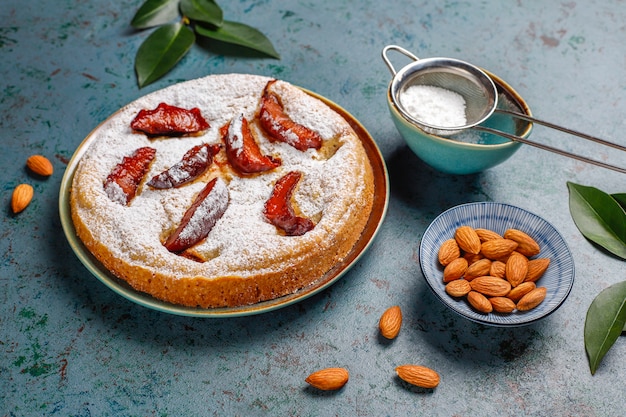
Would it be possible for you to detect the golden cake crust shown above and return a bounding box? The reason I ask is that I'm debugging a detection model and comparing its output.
[70,74,375,308]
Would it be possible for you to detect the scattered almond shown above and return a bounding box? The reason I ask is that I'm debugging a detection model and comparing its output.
[505,251,529,287]
[11,183,34,214]
[379,305,402,339]
[469,276,511,297]
[525,258,551,282]
[395,365,440,389]
[26,154,54,176]
[507,281,536,303]
[455,226,482,254]
[467,291,493,313]
[438,238,460,266]
[504,228,541,258]
[489,297,516,313]
[480,239,518,260]
[443,257,468,283]
[517,287,547,311]
[445,279,471,298]
[305,367,349,391]
[464,258,492,281]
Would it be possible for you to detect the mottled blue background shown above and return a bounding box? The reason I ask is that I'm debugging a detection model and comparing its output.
[2,0,625,415]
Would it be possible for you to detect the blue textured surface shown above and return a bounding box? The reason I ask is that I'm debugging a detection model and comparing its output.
[2,0,626,415]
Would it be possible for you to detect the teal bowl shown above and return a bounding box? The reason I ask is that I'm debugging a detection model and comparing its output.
[388,71,533,175]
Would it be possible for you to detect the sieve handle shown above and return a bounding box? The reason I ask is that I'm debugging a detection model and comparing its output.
[382,45,420,76]
[472,125,626,174]
[494,108,626,152]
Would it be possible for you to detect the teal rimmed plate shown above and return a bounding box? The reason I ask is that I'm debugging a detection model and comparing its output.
[59,87,389,317]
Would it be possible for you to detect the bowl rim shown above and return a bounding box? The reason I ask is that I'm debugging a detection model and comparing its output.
[419,201,575,327]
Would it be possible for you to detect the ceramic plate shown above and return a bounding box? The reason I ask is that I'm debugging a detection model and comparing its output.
[59,86,389,317]
[419,202,574,326]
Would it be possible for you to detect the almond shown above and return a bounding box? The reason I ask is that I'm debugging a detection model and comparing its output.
[438,238,460,266]
[507,281,536,303]
[489,260,506,278]
[305,367,349,391]
[11,183,34,214]
[379,305,402,339]
[464,258,492,281]
[463,252,484,265]
[475,228,503,242]
[505,251,529,287]
[517,287,547,311]
[467,291,493,313]
[489,297,516,313]
[395,365,440,389]
[455,226,481,254]
[480,239,518,260]
[469,276,511,297]
[26,154,54,176]
[525,258,551,282]
[445,279,471,298]
[443,257,468,283]
[504,228,541,258]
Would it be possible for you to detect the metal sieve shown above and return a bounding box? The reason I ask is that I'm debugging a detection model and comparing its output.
[383,45,626,174]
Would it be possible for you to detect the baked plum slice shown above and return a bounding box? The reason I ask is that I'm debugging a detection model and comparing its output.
[264,171,315,236]
[259,80,323,151]
[221,113,281,174]
[130,102,210,136]
[147,143,220,189]
[104,146,156,205]
[164,177,229,253]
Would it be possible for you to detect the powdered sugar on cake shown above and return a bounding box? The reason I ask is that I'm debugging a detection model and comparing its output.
[71,74,371,285]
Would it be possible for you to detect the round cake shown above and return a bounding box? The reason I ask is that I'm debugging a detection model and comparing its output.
[70,74,375,308]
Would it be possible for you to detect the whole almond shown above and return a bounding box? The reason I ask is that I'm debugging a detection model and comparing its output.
[517,287,547,311]
[305,367,349,391]
[475,228,503,242]
[445,279,471,298]
[469,276,511,297]
[504,229,541,258]
[379,305,402,339]
[443,257,468,283]
[464,258,492,281]
[489,297,516,313]
[455,226,481,255]
[26,154,54,176]
[11,183,34,213]
[505,252,529,287]
[438,238,460,266]
[480,239,518,260]
[507,281,536,303]
[489,260,506,278]
[467,291,493,313]
[525,258,551,282]
[395,365,440,389]
[463,252,484,265]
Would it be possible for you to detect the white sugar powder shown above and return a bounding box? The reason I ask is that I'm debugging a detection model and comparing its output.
[400,85,467,128]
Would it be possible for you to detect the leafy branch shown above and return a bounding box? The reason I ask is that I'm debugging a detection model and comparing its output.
[130,0,280,88]
[567,182,626,375]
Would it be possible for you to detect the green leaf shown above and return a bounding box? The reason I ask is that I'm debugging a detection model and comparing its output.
[567,182,626,260]
[584,281,626,374]
[195,20,280,59]
[131,0,181,29]
[135,22,195,88]
[180,0,223,27]
[612,193,626,212]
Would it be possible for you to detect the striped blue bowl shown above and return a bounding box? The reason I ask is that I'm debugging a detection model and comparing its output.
[419,202,574,326]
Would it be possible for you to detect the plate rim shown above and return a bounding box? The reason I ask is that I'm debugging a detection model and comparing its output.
[419,201,575,327]
[58,80,389,318]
